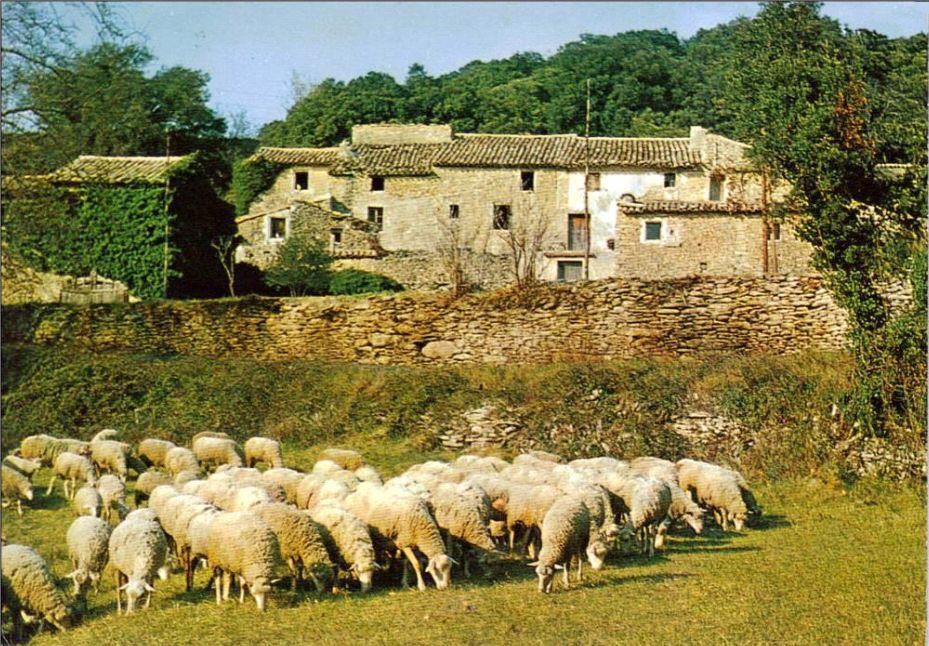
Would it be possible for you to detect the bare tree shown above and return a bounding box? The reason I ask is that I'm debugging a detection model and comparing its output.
[211,235,239,297]
[433,207,470,297]
[502,201,552,291]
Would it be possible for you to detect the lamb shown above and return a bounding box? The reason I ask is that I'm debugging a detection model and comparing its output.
[108,517,169,613]
[3,455,42,480]
[134,470,174,506]
[138,439,177,468]
[47,452,96,500]
[205,511,282,610]
[96,474,127,524]
[244,437,285,469]
[192,436,244,471]
[72,484,103,518]
[90,440,130,481]
[65,516,111,597]
[261,468,305,503]
[317,448,366,470]
[2,465,34,515]
[1,544,75,637]
[164,447,200,476]
[251,502,333,592]
[532,496,591,593]
[343,482,453,591]
[676,459,761,530]
[308,503,379,592]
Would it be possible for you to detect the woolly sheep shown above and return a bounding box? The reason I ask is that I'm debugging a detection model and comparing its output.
[164,447,200,476]
[125,508,158,523]
[159,495,217,590]
[174,469,201,487]
[72,484,103,518]
[428,483,499,577]
[47,452,96,500]
[90,440,129,481]
[2,544,74,636]
[312,459,345,477]
[244,437,285,469]
[555,479,618,569]
[229,485,275,512]
[190,431,233,444]
[108,517,169,613]
[261,468,306,503]
[343,482,452,591]
[3,455,42,480]
[500,483,562,558]
[192,437,244,471]
[533,496,590,593]
[294,473,326,509]
[65,516,111,597]
[138,439,176,468]
[147,485,180,520]
[568,457,630,473]
[629,456,679,485]
[20,435,90,466]
[654,484,705,549]
[676,459,761,531]
[96,474,127,524]
[2,465,34,516]
[308,503,379,592]
[512,454,559,470]
[251,502,333,592]
[180,479,207,496]
[134,470,174,506]
[354,465,383,485]
[317,448,366,471]
[607,474,671,557]
[316,479,352,504]
[206,511,282,611]
[90,429,119,443]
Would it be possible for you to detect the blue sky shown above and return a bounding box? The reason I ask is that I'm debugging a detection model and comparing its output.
[64,2,928,132]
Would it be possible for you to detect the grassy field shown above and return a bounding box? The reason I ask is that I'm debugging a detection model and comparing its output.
[2,434,925,645]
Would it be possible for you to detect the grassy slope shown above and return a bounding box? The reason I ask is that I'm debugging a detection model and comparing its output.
[2,436,925,646]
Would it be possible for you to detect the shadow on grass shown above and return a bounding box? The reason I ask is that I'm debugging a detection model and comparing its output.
[750,514,792,531]
[30,493,72,512]
[617,572,694,586]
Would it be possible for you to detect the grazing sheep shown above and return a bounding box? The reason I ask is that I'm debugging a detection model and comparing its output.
[2,465,34,516]
[629,456,679,485]
[158,495,217,591]
[427,483,499,577]
[308,503,378,592]
[134,470,174,506]
[343,482,452,591]
[192,437,244,471]
[96,475,127,524]
[90,429,119,443]
[312,459,345,478]
[164,447,200,476]
[533,496,591,593]
[500,483,562,558]
[20,435,90,466]
[174,469,201,487]
[317,448,366,471]
[125,508,158,523]
[251,502,334,592]
[607,475,671,557]
[206,511,282,611]
[65,517,111,597]
[354,465,383,485]
[138,439,176,468]
[3,455,42,480]
[190,431,233,444]
[1,544,75,637]
[676,459,761,530]
[655,484,705,548]
[72,485,103,518]
[108,518,169,614]
[568,457,630,473]
[47,452,96,500]
[90,440,129,481]
[147,485,180,521]
[294,473,326,509]
[261,468,304,504]
[244,437,285,469]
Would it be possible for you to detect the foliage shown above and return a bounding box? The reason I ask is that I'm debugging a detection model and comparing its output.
[263,234,333,296]
[230,157,285,215]
[328,269,403,295]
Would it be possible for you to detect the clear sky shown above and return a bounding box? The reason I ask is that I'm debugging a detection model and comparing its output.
[63,2,929,132]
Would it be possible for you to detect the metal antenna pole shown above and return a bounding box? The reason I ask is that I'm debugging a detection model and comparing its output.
[584,78,591,280]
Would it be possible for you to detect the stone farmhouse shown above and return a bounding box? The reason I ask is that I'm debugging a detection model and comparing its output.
[236,123,813,289]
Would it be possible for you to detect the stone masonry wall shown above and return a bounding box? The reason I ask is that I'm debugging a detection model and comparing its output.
[4,276,879,365]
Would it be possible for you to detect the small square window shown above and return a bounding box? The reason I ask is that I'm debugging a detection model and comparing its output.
[644,221,662,241]
[269,217,287,240]
[771,222,781,240]
[449,204,460,219]
[493,204,511,230]
[331,228,342,245]
[294,171,309,190]
[367,207,383,229]
[606,238,615,250]
[663,173,676,188]
[557,261,583,282]
[520,171,534,191]
[586,172,601,191]
[709,176,724,201]
[371,176,385,191]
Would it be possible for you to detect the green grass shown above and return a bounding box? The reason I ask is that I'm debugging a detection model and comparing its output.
[2,438,925,645]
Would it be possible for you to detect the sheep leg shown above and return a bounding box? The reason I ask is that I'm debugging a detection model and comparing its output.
[184,548,194,592]
[401,547,426,591]
[214,569,223,605]
[239,577,246,604]
[223,571,233,602]
[508,527,517,554]
[563,561,570,589]
[516,527,534,559]
[17,499,22,516]
[46,474,57,496]
[401,557,411,588]
[115,571,123,614]
[577,552,583,582]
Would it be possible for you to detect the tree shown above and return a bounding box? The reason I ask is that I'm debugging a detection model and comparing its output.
[502,202,552,291]
[263,234,333,296]
[211,235,240,297]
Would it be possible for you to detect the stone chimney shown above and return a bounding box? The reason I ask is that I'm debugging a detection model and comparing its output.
[351,123,453,146]
[689,126,708,161]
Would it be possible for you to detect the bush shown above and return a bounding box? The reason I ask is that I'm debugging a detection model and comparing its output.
[230,158,284,216]
[328,269,403,295]
[263,234,332,296]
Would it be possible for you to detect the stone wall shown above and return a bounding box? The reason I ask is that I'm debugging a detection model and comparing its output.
[336,250,511,292]
[4,276,875,364]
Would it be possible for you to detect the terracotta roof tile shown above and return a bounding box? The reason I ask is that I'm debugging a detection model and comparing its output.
[47,155,190,184]
[252,147,341,166]
[619,200,764,214]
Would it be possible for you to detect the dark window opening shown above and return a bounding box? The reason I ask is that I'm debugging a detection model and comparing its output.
[606,238,615,251]
[709,176,724,201]
[567,214,589,251]
[269,217,287,240]
[493,204,511,230]
[367,207,384,230]
[331,228,342,245]
[557,261,583,282]
[449,204,460,219]
[520,171,534,191]
[294,171,309,190]
[769,222,781,240]
[644,221,662,241]
[663,172,676,188]
[371,176,385,191]
[586,173,601,191]
[620,193,636,203]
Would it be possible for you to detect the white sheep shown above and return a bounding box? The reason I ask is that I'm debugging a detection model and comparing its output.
[244,437,285,469]
[192,436,244,471]
[138,439,177,468]
[312,459,345,477]
[90,440,130,481]
[532,495,591,593]
[1,544,74,637]
[354,465,383,485]
[2,465,34,516]
[294,473,326,509]
[19,435,90,466]
[427,482,499,577]
[96,474,127,524]
[147,484,180,520]
[606,474,671,557]
[190,431,233,444]
[72,484,103,518]
[317,448,366,470]
[174,469,201,488]
[676,459,761,530]
[229,486,275,512]
[125,508,158,523]
[500,483,562,558]
[158,495,217,591]
[205,511,282,611]
[629,456,679,485]
[261,468,305,503]
[308,503,379,592]
[108,517,169,613]
[2,455,42,480]
[47,452,96,499]
[655,484,705,548]
[164,447,200,476]
[134,470,174,506]
[65,516,111,597]
[251,502,334,592]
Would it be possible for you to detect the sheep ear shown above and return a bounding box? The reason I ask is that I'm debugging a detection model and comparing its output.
[553,564,564,571]
[270,578,283,585]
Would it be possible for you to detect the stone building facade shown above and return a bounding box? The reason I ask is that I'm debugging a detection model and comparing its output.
[235,123,814,288]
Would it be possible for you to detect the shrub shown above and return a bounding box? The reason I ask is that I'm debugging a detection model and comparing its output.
[230,157,284,216]
[328,269,403,295]
[263,234,332,296]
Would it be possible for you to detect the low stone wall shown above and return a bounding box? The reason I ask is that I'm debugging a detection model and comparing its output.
[336,250,511,292]
[3,276,877,364]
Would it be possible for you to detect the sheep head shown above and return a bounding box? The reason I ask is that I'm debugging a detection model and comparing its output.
[425,554,452,590]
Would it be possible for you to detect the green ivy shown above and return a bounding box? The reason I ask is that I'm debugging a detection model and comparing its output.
[231,157,285,216]
[328,269,403,295]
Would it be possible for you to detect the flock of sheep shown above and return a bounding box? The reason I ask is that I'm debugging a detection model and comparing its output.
[1,429,762,639]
